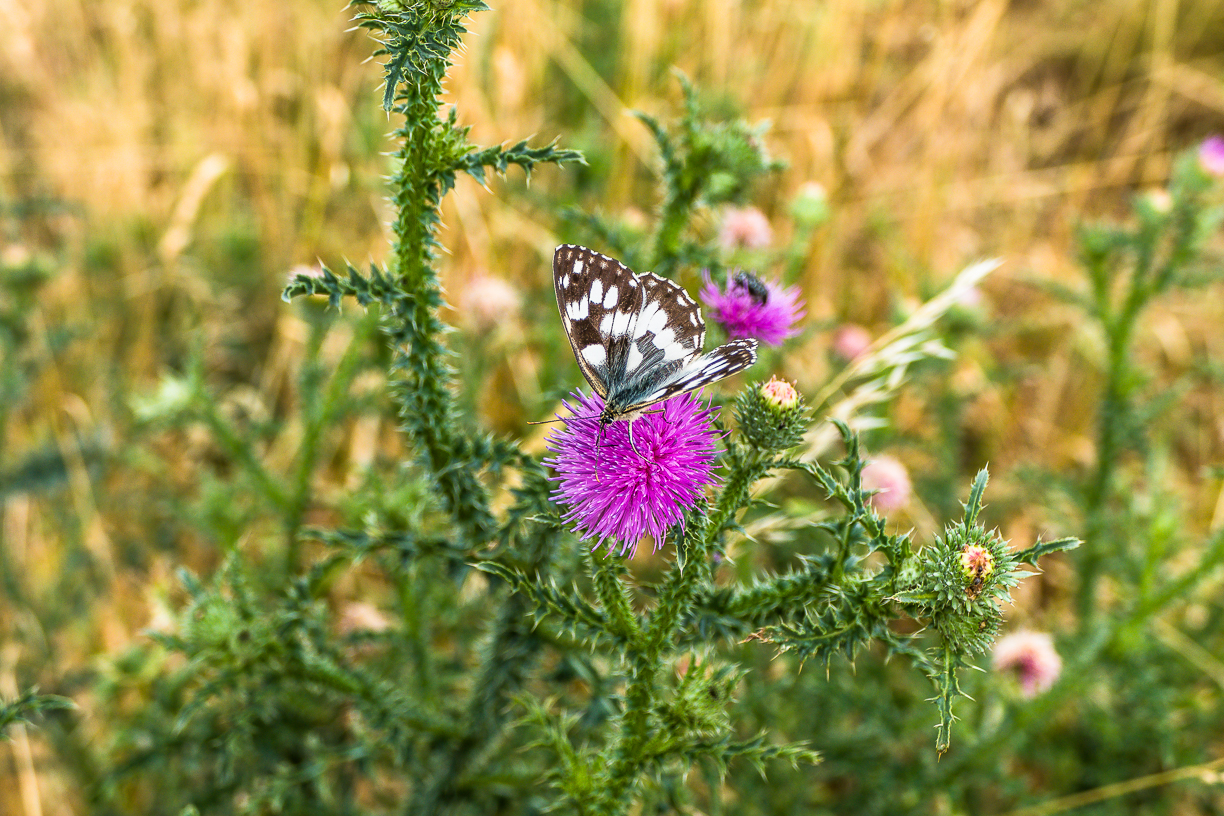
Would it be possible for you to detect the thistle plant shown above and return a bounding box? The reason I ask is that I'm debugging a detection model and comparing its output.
[60,2,1076,814]
[274,0,1073,808]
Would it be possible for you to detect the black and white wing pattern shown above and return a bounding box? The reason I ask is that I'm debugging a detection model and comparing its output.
[553,244,758,422]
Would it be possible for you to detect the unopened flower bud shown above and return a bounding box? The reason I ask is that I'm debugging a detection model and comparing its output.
[735,377,807,451]
[791,182,829,226]
[959,544,995,598]
[1144,188,1173,213]
[760,375,799,410]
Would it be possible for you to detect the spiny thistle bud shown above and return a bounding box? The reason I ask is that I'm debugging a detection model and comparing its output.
[761,375,800,409]
[734,376,808,451]
[894,523,1023,655]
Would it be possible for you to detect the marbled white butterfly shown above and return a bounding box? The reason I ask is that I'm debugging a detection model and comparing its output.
[553,245,758,438]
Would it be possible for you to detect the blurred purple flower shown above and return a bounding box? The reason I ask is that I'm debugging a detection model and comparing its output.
[700,271,804,346]
[544,390,720,555]
[993,630,1062,697]
[1199,135,1224,177]
[718,206,774,250]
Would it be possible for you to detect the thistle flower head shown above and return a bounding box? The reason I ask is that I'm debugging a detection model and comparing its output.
[993,630,1062,697]
[544,390,720,555]
[700,270,804,346]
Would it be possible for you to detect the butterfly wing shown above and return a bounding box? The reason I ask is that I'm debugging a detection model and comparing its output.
[622,338,758,412]
[554,244,644,398]
[553,244,758,416]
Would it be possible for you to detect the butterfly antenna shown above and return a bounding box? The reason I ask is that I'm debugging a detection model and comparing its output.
[526,416,576,426]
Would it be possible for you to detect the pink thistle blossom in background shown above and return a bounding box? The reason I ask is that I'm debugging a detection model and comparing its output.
[831,324,872,362]
[861,455,912,512]
[289,263,325,282]
[718,206,773,250]
[1199,135,1224,177]
[993,630,1062,697]
[700,271,804,346]
[459,273,521,333]
[336,602,392,636]
[544,390,720,555]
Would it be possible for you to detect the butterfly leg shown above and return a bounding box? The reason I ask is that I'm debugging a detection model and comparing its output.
[626,418,649,461]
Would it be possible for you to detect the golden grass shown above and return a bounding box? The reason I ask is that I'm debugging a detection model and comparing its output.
[4,0,1224,811]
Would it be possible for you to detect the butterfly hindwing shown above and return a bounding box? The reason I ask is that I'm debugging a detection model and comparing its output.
[553,244,759,420]
[628,339,759,410]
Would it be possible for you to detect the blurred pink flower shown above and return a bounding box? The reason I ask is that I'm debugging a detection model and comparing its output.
[336,602,392,636]
[993,630,1062,697]
[719,206,773,250]
[460,273,521,333]
[861,455,911,512]
[289,263,325,281]
[831,324,872,362]
[1199,136,1224,177]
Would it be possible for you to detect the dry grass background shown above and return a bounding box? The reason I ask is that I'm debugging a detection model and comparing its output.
[4,0,1224,811]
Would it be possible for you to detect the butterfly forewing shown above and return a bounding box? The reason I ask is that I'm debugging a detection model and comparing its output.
[553,244,758,421]
[553,245,643,397]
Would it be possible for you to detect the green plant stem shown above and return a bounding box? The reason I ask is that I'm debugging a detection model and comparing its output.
[285,308,380,572]
[595,446,765,812]
[1079,271,1143,626]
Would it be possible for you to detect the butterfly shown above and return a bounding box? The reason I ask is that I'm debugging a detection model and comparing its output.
[552,245,758,445]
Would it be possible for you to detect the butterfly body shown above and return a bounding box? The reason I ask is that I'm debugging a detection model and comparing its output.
[553,245,758,434]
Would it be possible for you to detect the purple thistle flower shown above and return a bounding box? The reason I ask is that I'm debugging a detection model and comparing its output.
[544,389,721,555]
[700,270,805,347]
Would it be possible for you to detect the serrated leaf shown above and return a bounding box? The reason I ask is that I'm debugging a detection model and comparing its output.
[1013,536,1080,565]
